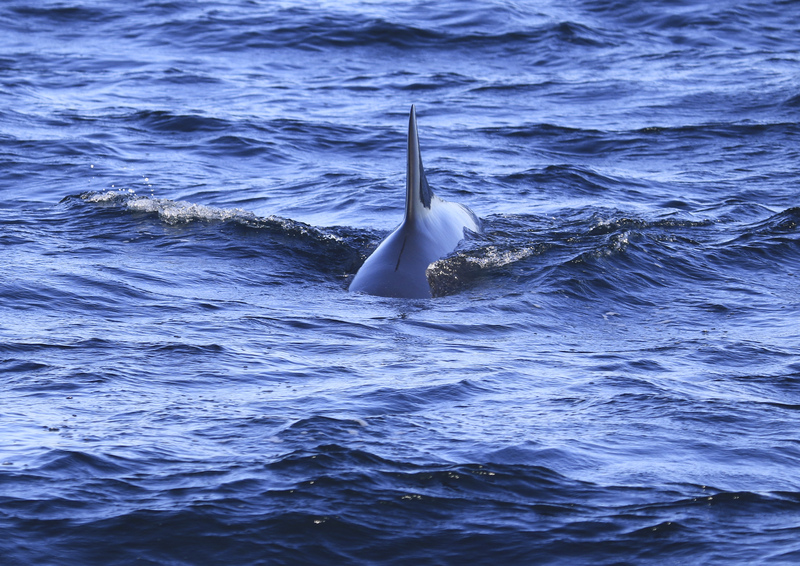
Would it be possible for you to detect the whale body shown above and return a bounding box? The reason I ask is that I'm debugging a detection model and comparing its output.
[349,106,480,299]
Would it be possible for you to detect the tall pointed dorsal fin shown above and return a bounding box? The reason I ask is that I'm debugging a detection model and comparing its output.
[348,104,480,298]
[405,105,433,221]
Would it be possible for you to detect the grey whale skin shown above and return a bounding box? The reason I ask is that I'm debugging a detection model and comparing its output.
[349,106,480,298]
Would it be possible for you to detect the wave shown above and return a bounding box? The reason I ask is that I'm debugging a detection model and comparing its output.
[430,205,798,302]
[66,191,366,278]
[65,192,799,302]
[1,2,623,53]
[481,122,800,153]
[4,430,799,565]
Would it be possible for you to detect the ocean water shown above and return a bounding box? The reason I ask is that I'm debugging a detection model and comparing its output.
[2,0,800,564]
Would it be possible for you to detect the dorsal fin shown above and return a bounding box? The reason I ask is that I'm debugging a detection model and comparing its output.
[405,105,433,221]
[348,104,480,298]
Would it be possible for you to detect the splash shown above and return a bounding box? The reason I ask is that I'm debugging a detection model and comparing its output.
[81,190,256,225]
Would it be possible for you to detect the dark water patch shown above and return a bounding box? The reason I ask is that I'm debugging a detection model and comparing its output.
[127,110,231,134]
[0,338,115,356]
[707,207,800,272]
[399,72,476,92]
[355,379,488,415]
[485,122,595,141]
[148,343,225,356]
[0,360,51,373]
[482,122,800,179]
[498,164,644,197]
[401,318,518,336]
[6,4,119,37]
[4,136,116,163]
[699,200,778,223]
[244,315,379,343]
[651,123,788,169]
[470,79,556,94]
[260,118,385,153]
[9,448,798,565]
[205,134,278,159]
[757,400,800,412]
[585,0,796,50]
[265,443,586,507]
[274,419,374,453]
[786,93,800,107]
[0,279,120,314]
[484,123,634,158]
[33,449,131,479]
[158,67,224,86]
[748,207,800,235]
[690,341,796,370]
[141,9,436,52]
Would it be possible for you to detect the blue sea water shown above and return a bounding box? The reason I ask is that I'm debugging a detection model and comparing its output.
[2,0,800,563]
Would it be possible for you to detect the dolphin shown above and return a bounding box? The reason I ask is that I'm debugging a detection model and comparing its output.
[349,105,480,298]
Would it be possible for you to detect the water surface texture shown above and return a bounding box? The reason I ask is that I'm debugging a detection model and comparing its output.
[2,1,800,564]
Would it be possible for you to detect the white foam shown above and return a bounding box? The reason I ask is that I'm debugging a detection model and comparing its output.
[126,196,256,224]
[465,245,538,268]
[82,190,123,203]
